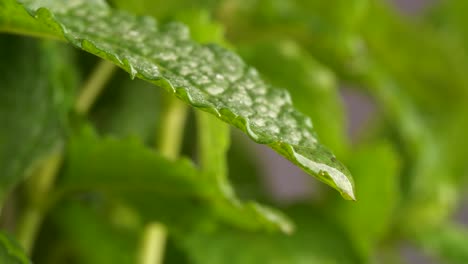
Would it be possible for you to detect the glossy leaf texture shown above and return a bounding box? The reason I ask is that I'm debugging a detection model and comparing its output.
[0,34,74,201]
[238,40,348,156]
[59,127,292,233]
[178,205,361,264]
[0,231,31,264]
[0,0,355,199]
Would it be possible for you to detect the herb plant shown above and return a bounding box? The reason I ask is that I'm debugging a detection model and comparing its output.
[0,0,467,263]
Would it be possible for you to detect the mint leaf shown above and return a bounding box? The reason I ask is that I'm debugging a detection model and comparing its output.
[196,110,293,233]
[90,72,162,144]
[0,231,31,264]
[0,0,354,199]
[60,127,291,232]
[179,206,360,264]
[239,40,348,156]
[0,35,74,201]
[51,201,141,264]
[330,142,400,258]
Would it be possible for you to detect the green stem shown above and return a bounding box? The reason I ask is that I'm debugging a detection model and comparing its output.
[16,153,62,254]
[138,95,188,264]
[156,96,188,160]
[138,223,168,264]
[15,59,115,255]
[75,60,116,115]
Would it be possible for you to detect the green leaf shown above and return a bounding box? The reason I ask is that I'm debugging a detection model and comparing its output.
[239,40,348,156]
[0,35,74,201]
[60,127,291,233]
[196,110,293,234]
[90,71,162,144]
[50,201,141,264]
[362,1,468,112]
[0,231,31,264]
[358,2,465,232]
[418,225,468,264]
[330,141,400,258]
[219,0,369,76]
[0,0,355,199]
[178,205,361,264]
[109,0,217,20]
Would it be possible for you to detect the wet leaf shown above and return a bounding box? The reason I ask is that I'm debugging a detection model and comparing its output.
[0,0,355,199]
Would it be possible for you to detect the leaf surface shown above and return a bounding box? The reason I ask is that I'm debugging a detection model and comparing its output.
[239,40,348,155]
[52,201,141,264]
[179,206,361,264]
[0,35,74,201]
[330,142,400,258]
[0,231,31,264]
[60,127,292,232]
[0,0,354,199]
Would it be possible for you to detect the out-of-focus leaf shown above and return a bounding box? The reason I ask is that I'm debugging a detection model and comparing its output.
[361,67,458,235]
[175,9,231,49]
[90,71,161,144]
[0,231,31,264]
[362,1,468,112]
[219,0,369,76]
[50,201,141,264]
[227,130,267,201]
[196,110,293,234]
[0,35,74,201]
[60,127,291,233]
[239,40,347,156]
[178,205,361,264]
[0,0,355,200]
[109,0,217,20]
[417,224,468,264]
[330,141,400,258]
[426,0,468,182]
[359,2,465,233]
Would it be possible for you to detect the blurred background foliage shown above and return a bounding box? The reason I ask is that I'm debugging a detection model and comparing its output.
[2,0,468,263]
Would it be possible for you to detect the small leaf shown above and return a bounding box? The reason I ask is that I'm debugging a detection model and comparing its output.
[196,110,293,234]
[0,0,354,199]
[0,35,74,201]
[178,205,361,264]
[60,127,291,232]
[0,231,31,264]
[330,141,400,258]
[51,201,141,264]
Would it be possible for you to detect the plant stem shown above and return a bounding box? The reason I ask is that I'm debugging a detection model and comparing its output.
[157,96,188,160]
[139,95,188,264]
[75,60,116,115]
[138,223,168,264]
[16,153,62,254]
[15,59,115,255]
